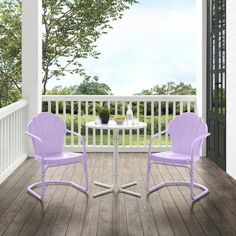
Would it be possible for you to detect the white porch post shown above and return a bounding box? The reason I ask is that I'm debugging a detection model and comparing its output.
[196,0,207,156]
[226,0,236,179]
[22,0,42,154]
[22,0,42,122]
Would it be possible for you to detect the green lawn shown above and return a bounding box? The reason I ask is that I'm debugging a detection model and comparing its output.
[65,133,171,146]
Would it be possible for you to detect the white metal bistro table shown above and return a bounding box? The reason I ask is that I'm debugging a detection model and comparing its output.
[86,120,147,198]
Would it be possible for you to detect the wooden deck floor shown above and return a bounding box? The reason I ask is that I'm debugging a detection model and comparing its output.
[0,153,236,236]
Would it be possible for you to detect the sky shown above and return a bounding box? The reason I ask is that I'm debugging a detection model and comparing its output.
[47,0,196,95]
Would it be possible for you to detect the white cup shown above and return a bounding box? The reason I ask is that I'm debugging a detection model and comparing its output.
[94,116,101,124]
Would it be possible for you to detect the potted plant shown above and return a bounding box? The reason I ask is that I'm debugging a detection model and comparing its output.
[97,105,110,124]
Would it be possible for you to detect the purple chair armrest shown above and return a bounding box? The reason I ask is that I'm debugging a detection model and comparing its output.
[148,130,168,154]
[67,130,86,154]
[190,133,210,161]
[25,131,45,160]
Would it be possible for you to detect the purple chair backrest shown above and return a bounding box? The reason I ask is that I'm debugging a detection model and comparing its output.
[27,112,66,156]
[168,113,208,159]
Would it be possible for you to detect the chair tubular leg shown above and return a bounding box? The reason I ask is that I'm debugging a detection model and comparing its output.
[27,163,89,201]
[146,162,151,192]
[146,164,208,202]
[84,160,89,192]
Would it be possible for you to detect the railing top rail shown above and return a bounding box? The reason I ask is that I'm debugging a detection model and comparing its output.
[0,99,27,120]
[42,95,196,102]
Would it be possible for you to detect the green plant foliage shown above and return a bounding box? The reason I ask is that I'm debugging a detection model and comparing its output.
[96,104,110,115]
[73,76,112,95]
[137,81,196,95]
[0,0,21,108]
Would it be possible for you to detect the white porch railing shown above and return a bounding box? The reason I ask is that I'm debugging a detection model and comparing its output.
[42,95,196,152]
[0,99,28,184]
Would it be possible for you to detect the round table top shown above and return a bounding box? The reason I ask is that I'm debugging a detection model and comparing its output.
[85,120,147,130]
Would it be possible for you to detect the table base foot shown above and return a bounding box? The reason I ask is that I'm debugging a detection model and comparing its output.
[93,188,113,198]
[93,181,141,198]
[121,181,137,189]
[94,181,112,189]
[120,188,141,197]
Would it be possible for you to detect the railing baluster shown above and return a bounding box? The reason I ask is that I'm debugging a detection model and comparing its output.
[158,101,161,146]
[85,101,88,146]
[100,101,103,147]
[3,119,5,172]
[48,101,51,112]
[165,101,169,146]
[144,101,147,146]
[122,101,125,147]
[173,101,176,118]
[0,119,3,174]
[151,101,154,137]
[78,101,81,146]
[108,101,111,146]
[6,116,10,168]
[17,112,20,161]
[137,101,140,147]
[63,101,66,145]
[129,101,132,146]
[71,101,74,146]
[93,101,96,147]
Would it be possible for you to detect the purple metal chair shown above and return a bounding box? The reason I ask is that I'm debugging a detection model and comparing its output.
[26,112,89,201]
[146,112,210,202]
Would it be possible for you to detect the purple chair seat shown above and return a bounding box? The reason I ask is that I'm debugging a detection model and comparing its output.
[150,151,198,165]
[146,112,210,202]
[34,152,85,165]
[26,112,89,201]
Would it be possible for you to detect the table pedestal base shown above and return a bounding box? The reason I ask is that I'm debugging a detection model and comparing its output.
[93,181,141,198]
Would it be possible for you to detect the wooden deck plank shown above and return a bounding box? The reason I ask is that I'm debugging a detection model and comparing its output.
[0,161,42,234]
[2,166,57,236]
[194,163,236,233]
[151,163,190,236]
[116,153,128,236]
[65,154,96,236]
[0,160,39,218]
[34,165,76,236]
[178,164,236,235]
[137,154,175,236]
[80,153,104,236]
[123,153,144,236]
[158,164,206,235]
[50,160,89,236]
[129,154,159,236]
[18,165,67,236]
[167,165,221,236]
[0,154,236,236]
[97,153,113,236]
[0,157,34,202]
[196,159,236,215]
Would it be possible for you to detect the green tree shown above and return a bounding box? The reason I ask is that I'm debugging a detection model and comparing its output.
[73,76,112,95]
[46,85,74,95]
[0,0,21,107]
[138,81,196,95]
